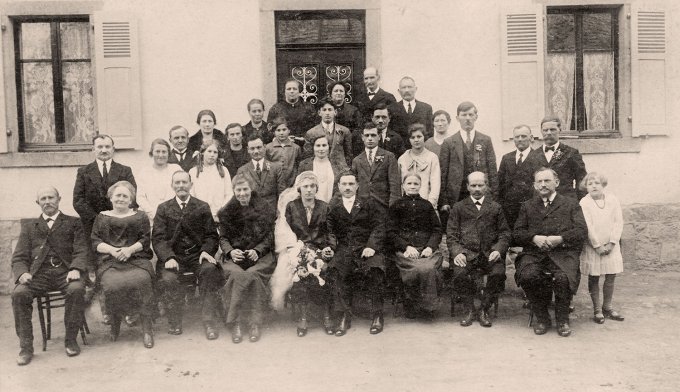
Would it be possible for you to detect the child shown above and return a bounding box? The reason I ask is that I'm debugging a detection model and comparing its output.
[266,117,301,187]
[579,172,625,324]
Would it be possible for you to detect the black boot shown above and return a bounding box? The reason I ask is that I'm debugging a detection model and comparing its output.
[141,316,154,349]
[335,312,352,337]
[109,314,122,342]
[297,303,309,337]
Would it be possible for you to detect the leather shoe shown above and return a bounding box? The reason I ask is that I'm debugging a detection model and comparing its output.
[168,323,183,335]
[604,309,625,321]
[143,332,154,348]
[478,310,492,327]
[65,340,81,357]
[102,314,111,325]
[460,310,476,327]
[322,316,335,335]
[297,318,308,337]
[231,323,243,343]
[109,315,122,342]
[125,314,139,327]
[557,322,572,337]
[533,322,549,335]
[593,313,605,324]
[335,313,351,337]
[249,324,260,342]
[16,349,33,366]
[205,323,218,340]
[369,314,384,335]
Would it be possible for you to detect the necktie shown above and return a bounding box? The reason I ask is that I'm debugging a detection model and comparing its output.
[46,217,53,229]
[181,202,186,210]
[465,131,472,149]
[368,91,376,97]
[543,199,551,208]
[173,149,185,161]
[368,149,374,166]
[475,201,482,210]
[517,152,524,164]
[545,146,555,152]
[407,102,412,114]
[256,161,262,177]
[102,161,109,185]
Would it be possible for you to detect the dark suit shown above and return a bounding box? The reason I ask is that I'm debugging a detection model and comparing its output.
[526,143,587,200]
[497,149,535,228]
[73,160,136,238]
[11,213,88,352]
[236,160,287,208]
[152,197,223,325]
[355,88,397,124]
[447,198,510,310]
[327,196,387,313]
[351,147,401,207]
[513,193,587,324]
[167,149,196,172]
[303,123,353,170]
[378,129,406,158]
[388,100,434,139]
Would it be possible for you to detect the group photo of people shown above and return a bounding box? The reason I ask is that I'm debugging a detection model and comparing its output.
[11,66,626,367]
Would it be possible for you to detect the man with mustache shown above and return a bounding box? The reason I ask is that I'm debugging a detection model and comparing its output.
[388,76,434,139]
[12,186,88,365]
[167,125,195,172]
[513,168,587,337]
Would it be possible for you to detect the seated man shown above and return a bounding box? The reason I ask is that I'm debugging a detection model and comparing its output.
[327,171,387,335]
[12,186,88,365]
[152,171,225,340]
[448,172,510,327]
[513,168,587,337]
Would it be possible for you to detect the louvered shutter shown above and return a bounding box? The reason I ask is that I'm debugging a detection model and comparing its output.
[0,12,8,153]
[500,6,545,140]
[631,7,668,136]
[93,13,142,149]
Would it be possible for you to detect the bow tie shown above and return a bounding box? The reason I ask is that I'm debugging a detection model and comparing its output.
[545,146,555,152]
[367,91,376,96]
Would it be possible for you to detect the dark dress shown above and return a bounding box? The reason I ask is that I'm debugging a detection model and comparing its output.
[91,211,154,316]
[243,121,273,144]
[285,198,332,305]
[223,146,250,178]
[388,194,443,313]
[217,194,276,326]
[187,129,227,158]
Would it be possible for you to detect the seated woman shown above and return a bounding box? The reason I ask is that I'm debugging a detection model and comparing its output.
[91,181,155,348]
[388,174,443,319]
[189,139,233,221]
[297,136,340,203]
[217,175,276,343]
[136,138,182,224]
[272,172,334,337]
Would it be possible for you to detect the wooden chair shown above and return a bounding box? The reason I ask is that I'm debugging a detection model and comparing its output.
[36,291,90,351]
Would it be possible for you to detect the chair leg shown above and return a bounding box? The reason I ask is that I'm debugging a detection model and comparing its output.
[528,308,534,327]
[492,296,499,318]
[46,296,52,341]
[37,297,48,352]
[81,311,90,345]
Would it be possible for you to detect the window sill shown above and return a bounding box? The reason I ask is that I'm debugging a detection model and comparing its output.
[0,151,94,167]
[561,137,642,154]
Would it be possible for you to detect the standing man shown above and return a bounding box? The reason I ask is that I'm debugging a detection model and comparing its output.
[266,79,317,143]
[355,67,397,124]
[497,124,536,228]
[448,172,510,328]
[327,171,388,335]
[526,116,587,200]
[513,168,587,337]
[236,134,287,208]
[12,186,88,365]
[373,104,406,158]
[439,101,498,213]
[304,97,353,170]
[73,134,136,239]
[167,125,196,172]
[351,122,402,208]
[388,76,434,139]
[153,171,225,340]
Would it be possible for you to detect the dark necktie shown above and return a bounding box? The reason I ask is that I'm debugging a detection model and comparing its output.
[181,202,186,210]
[517,151,524,164]
[545,146,555,152]
[407,102,412,114]
[255,161,262,177]
[173,149,185,161]
[465,131,472,149]
[475,201,482,210]
[368,149,374,166]
[102,161,109,185]
[368,91,376,97]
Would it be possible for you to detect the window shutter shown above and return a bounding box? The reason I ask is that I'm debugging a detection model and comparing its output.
[93,13,142,149]
[631,7,667,136]
[500,6,545,140]
[0,13,8,153]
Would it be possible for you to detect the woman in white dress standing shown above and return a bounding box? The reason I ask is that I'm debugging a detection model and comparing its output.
[297,135,340,203]
[189,139,233,221]
[136,139,183,224]
[579,172,625,324]
[398,123,441,208]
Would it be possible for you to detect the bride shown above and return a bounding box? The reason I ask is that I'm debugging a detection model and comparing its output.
[270,171,335,336]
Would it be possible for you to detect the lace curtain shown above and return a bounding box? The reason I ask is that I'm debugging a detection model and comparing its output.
[583,52,615,130]
[544,53,575,130]
[21,21,95,145]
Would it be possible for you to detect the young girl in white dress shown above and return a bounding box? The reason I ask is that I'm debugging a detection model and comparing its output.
[579,172,625,324]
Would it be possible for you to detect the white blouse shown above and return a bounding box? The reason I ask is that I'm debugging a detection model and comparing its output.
[136,163,183,223]
[189,164,233,221]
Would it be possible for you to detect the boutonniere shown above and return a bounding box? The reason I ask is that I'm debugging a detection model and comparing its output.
[354,201,361,209]
[265,162,272,171]
[475,144,483,152]
[385,137,391,142]
[374,155,385,163]
[191,151,199,158]
[552,149,563,161]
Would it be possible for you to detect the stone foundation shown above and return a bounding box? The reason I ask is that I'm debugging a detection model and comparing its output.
[1,203,679,294]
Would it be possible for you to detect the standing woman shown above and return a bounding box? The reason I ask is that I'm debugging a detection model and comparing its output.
[188,109,226,158]
[329,81,362,133]
[136,138,182,223]
[243,99,272,144]
[388,174,443,319]
[218,175,277,343]
[189,139,233,221]
[297,135,340,203]
[424,110,455,156]
[398,123,441,208]
[91,181,155,348]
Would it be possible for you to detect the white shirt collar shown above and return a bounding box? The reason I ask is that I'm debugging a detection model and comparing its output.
[461,129,476,142]
[365,146,378,156]
[470,195,485,205]
[175,196,191,207]
[96,158,112,174]
[368,87,380,95]
[544,142,560,152]
[516,147,530,160]
[252,158,264,167]
[542,192,557,203]
[42,211,60,221]
[172,146,186,154]
[403,99,416,112]
[342,195,355,208]
[322,121,335,131]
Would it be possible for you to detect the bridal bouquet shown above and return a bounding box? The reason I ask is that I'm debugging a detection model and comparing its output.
[288,241,327,287]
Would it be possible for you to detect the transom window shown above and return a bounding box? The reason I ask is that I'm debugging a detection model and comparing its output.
[13,16,96,151]
[545,6,620,135]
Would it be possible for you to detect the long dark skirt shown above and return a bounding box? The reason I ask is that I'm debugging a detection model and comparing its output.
[100,261,154,317]
[395,250,442,312]
[221,252,275,325]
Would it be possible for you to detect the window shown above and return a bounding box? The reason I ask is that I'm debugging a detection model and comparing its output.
[13,16,96,151]
[545,6,620,135]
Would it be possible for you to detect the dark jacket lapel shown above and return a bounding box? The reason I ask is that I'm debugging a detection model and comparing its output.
[454,133,464,165]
